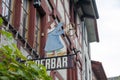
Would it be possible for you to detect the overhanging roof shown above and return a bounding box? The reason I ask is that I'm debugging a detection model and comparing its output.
[77,0,99,19]
[91,61,107,80]
[75,0,99,42]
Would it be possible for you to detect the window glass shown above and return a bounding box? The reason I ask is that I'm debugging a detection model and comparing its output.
[19,0,29,40]
[34,11,41,54]
[20,47,29,57]
[85,58,88,80]
[84,25,88,46]
[2,0,12,21]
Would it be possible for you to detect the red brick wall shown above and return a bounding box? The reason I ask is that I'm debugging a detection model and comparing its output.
[13,0,22,30]
[28,0,36,48]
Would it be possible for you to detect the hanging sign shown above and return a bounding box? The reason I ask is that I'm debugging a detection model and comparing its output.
[22,54,75,70]
[19,22,75,70]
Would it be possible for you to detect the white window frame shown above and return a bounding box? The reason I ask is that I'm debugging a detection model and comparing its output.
[34,11,41,53]
[19,0,29,40]
[2,0,12,21]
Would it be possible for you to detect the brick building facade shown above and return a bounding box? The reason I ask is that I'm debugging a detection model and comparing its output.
[0,0,99,80]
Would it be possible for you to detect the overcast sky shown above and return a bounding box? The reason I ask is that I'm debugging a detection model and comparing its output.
[91,0,120,78]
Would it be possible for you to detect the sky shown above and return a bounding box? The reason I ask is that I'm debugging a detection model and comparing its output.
[90,0,120,78]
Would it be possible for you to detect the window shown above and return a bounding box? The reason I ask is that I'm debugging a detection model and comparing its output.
[34,11,41,53]
[2,0,12,21]
[83,23,88,46]
[89,70,91,80]
[19,0,29,40]
[85,58,88,80]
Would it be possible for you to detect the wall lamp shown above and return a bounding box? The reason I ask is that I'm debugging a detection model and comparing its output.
[33,0,41,8]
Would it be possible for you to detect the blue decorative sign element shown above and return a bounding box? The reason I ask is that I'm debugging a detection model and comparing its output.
[45,22,64,52]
